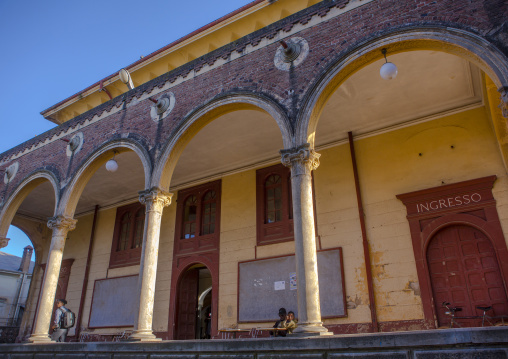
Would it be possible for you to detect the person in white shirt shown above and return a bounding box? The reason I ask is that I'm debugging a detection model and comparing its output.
[51,299,69,342]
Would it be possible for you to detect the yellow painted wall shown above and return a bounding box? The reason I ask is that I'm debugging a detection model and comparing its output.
[72,209,116,335]
[60,213,94,336]
[318,105,506,324]
[22,104,508,335]
[213,104,507,329]
[313,144,371,325]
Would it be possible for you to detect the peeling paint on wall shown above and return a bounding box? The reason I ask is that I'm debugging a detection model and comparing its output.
[346,295,363,309]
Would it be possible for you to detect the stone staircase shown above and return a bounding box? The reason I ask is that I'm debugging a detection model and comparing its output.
[1,327,507,359]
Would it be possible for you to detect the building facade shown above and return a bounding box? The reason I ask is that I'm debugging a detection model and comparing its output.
[0,247,34,328]
[0,0,507,343]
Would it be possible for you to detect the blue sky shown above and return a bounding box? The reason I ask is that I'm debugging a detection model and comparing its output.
[0,0,252,257]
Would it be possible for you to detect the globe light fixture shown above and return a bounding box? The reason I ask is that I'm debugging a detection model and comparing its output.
[105,151,119,172]
[380,48,398,80]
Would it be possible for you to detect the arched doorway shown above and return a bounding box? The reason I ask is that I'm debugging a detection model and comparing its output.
[427,225,508,327]
[175,265,213,340]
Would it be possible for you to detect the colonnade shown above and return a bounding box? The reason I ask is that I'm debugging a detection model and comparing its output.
[25,143,327,343]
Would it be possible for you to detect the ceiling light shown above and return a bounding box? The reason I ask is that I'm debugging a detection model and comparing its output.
[380,48,398,80]
[106,151,119,172]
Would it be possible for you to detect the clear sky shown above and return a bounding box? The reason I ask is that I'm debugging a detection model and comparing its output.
[0,0,252,257]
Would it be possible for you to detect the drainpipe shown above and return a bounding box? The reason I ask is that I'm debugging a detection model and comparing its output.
[76,205,99,338]
[11,273,26,325]
[348,131,379,332]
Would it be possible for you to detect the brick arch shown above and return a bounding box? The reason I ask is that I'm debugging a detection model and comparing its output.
[0,170,59,238]
[296,26,508,148]
[57,139,152,218]
[151,92,292,191]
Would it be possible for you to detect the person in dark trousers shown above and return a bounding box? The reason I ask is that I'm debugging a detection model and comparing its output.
[270,307,287,337]
[51,299,69,342]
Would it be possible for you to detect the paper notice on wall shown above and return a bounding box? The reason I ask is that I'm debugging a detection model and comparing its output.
[274,281,286,291]
[289,272,297,290]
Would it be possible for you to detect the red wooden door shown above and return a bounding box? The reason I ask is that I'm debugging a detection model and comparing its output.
[427,225,508,327]
[176,268,199,339]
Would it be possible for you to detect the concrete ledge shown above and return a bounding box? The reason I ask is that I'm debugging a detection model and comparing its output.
[1,327,507,359]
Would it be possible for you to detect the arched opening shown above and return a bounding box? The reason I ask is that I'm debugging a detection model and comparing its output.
[175,264,213,340]
[43,141,152,339]
[427,224,508,327]
[1,226,34,329]
[0,173,58,341]
[162,97,289,339]
[315,50,483,148]
[305,30,508,331]
[300,30,508,148]
[152,95,291,191]
[58,141,151,218]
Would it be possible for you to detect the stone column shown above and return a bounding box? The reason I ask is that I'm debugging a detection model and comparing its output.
[281,143,330,336]
[130,187,172,341]
[28,216,77,343]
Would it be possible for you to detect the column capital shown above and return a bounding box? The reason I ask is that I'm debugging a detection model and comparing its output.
[139,187,173,213]
[280,143,320,174]
[0,237,9,249]
[47,216,77,231]
[499,86,508,118]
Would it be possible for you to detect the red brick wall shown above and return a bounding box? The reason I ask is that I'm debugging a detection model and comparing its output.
[1,0,506,205]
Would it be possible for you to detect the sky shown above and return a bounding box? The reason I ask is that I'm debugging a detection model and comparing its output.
[0,0,253,257]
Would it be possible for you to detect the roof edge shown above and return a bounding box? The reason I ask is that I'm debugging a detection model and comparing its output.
[40,0,266,118]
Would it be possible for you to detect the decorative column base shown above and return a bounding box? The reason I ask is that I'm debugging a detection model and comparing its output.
[291,322,333,337]
[27,333,53,344]
[129,330,162,342]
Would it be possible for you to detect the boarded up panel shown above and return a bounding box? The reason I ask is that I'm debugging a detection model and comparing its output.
[88,275,139,328]
[238,248,345,322]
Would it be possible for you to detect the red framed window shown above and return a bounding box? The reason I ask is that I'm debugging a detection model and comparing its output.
[109,202,145,268]
[256,163,316,246]
[256,164,294,245]
[174,180,221,255]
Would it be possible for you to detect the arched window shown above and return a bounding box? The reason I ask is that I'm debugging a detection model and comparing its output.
[183,195,198,239]
[132,208,145,249]
[117,212,131,251]
[256,164,316,246]
[110,202,145,268]
[201,190,217,235]
[265,174,282,223]
[174,180,221,255]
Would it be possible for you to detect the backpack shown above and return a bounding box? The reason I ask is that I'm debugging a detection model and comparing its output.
[60,307,76,329]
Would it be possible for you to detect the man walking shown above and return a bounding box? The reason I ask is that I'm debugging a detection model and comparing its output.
[51,299,69,342]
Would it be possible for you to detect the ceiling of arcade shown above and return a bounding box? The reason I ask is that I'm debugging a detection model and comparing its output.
[14,50,483,222]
